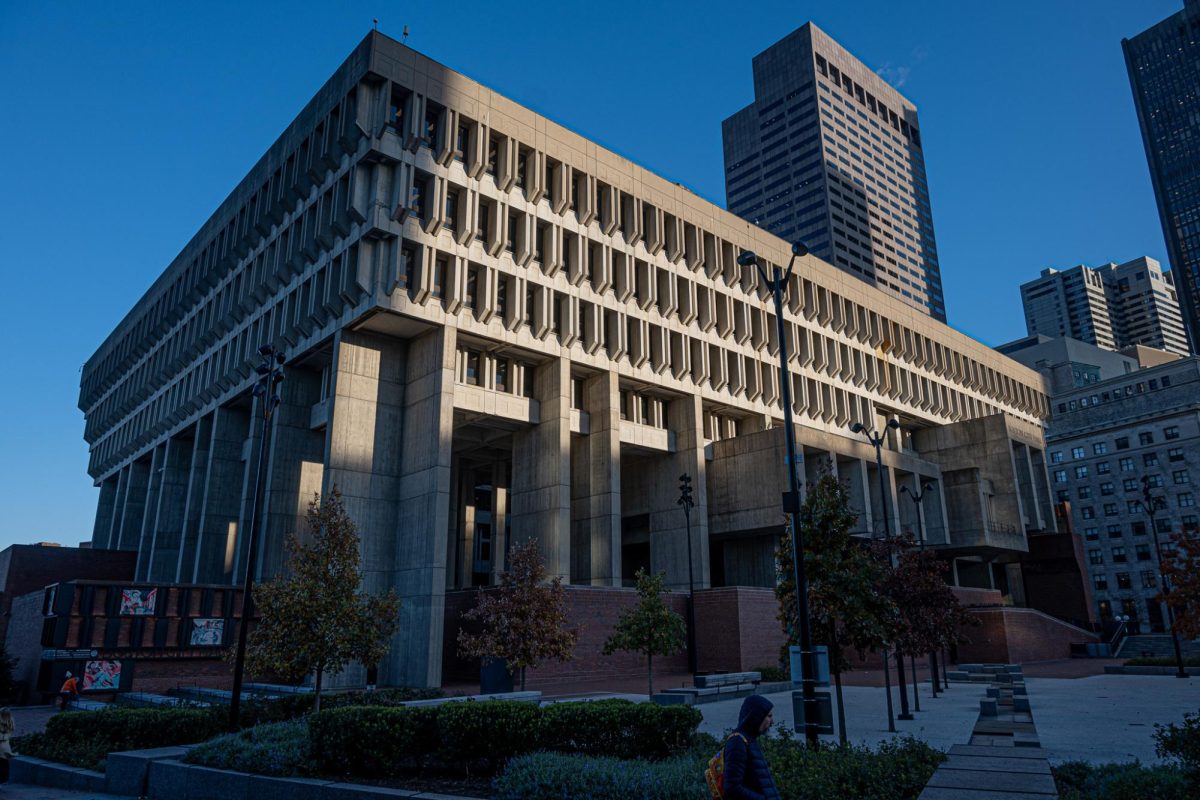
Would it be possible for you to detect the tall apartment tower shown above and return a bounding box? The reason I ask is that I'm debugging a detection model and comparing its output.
[1124,0,1200,352]
[1020,257,1191,356]
[722,23,945,321]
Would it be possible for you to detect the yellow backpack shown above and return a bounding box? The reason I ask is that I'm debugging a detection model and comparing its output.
[704,732,749,799]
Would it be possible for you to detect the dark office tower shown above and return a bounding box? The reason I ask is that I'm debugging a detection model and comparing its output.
[723,23,945,321]
[1124,0,1200,353]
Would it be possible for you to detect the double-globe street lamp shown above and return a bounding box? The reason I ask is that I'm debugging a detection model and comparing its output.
[736,242,820,748]
[678,473,697,675]
[851,419,914,723]
[229,344,286,731]
[1141,475,1187,679]
[899,481,940,700]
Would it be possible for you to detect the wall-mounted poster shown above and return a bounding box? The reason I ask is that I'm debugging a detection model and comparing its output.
[120,588,157,615]
[82,660,121,692]
[190,618,225,646]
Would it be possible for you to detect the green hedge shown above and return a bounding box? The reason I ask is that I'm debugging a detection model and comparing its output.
[186,721,310,777]
[14,707,225,772]
[239,686,444,726]
[495,735,945,800]
[1054,761,1194,800]
[309,698,701,777]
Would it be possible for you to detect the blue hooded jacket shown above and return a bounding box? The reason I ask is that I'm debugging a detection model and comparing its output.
[721,695,781,800]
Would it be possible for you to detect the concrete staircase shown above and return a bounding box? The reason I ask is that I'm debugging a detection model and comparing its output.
[1116,634,1200,660]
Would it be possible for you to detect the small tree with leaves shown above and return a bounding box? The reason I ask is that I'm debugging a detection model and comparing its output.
[1161,529,1200,639]
[883,537,977,663]
[0,643,18,703]
[777,473,894,742]
[245,489,400,712]
[603,568,686,695]
[457,539,579,691]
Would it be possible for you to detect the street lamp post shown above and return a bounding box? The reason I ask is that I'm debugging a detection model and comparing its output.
[1141,476,1187,679]
[852,420,913,722]
[678,473,697,676]
[737,242,819,748]
[900,481,940,700]
[229,344,286,731]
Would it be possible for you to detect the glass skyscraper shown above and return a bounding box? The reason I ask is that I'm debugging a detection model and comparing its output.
[722,23,945,322]
[1123,0,1200,353]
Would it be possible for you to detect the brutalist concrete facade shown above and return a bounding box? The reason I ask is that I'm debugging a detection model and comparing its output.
[1045,357,1200,632]
[79,32,1055,687]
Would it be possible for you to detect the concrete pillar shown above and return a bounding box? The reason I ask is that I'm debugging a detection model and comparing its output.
[175,416,213,581]
[91,475,120,550]
[841,457,873,537]
[1011,443,1039,529]
[897,472,920,540]
[490,460,509,584]
[649,393,709,591]
[325,330,406,684]
[259,368,326,580]
[192,405,251,583]
[232,395,267,582]
[135,444,165,579]
[114,457,150,552]
[571,371,621,586]
[393,326,455,687]
[146,436,194,581]
[510,356,571,580]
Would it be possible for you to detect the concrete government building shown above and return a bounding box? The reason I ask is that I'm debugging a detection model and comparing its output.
[79,31,1058,688]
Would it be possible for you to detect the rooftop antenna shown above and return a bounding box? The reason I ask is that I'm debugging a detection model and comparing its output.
[372,18,378,31]
[402,25,409,43]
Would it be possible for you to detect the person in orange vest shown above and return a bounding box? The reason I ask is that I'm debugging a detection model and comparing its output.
[57,672,79,710]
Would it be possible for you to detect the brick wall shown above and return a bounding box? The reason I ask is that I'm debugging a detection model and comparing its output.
[0,546,135,642]
[956,607,1097,664]
[694,586,787,672]
[5,591,45,692]
[443,585,691,690]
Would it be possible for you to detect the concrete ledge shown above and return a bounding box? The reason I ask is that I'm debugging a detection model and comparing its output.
[325,783,419,799]
[980,699,998,716]
[12,756,106,794]
[401,690,541,707]
[247,774,336,800]
[106,746,191,796]
[1105,665,1200,676]
[9,755,47,784]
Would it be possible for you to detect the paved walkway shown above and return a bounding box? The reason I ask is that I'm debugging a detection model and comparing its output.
[698,680,987,749]
[0,786,125,800]
[1027,673,1199,764]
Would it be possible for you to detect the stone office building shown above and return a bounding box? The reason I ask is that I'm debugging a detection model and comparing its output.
[1044,357,1200,631]
[79,32,1058,688]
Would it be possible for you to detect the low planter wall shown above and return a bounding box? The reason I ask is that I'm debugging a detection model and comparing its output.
[1104,665,1200,676]
[9,756,106,794]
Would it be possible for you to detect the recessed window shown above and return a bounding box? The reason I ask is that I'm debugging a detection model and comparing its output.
[1093,443,1108,455]
[1112,547,1127,563]
[1165,426,1180,440]
[1093,574,1107,591]
[1139,432,1155,446]
[1115,572,1131,590]
[1072,447,1086,459]
[1116,437,1130,450]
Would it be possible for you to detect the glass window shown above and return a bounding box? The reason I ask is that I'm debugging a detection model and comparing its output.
[1169,448,1184,462]
[1088,549,1103,565]
[1097,461,1111,474]
[1124,479,1139,491]
[494,358,509,393]
[1127,500,1144,514]
[1093,442,1108,455]
[1101,482,1115,495]
[1136,544,1151,561]
[1180,493,1196,508]
[1116,572,1131,590]
[1072,447,1086,459]
[464,350,480,386]
[1081,507,1095,519]
[1107,525,1123,538]
[1144,452,1159,467]
[1057,489,1071,502]
[1104,503,1118,516]
[1146,474,1164,488]
[1093,574,1107,591]
[1120,458,1135,472]
[1112,547,1126,563]
[1139,432,1154,446]
[1165,426,1180,440]
[1116,437,1130,450]
[1132,521,1148,536]
[1078,486,1093,499]
[1142,571,1157,589]
[1075,466,1089,479]
[1084,527,1099,540]
[1051,451,1064,464]
[1054,470,1067,483]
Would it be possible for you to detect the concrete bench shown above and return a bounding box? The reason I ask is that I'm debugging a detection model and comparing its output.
[694,671,762,689]
[979,698,998,716]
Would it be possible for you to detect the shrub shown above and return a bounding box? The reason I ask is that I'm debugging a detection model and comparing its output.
[1155,710,1200,778]
[1053,760,1193,800]
[752,664,790,683]
[764,733,944,800]
[14,707,225,772]
[307,705,438,776]
[540,699,701,760]
[438,699,544,772]
[492,751,706,800]
[239,686,444,726]
[185,721,310,777]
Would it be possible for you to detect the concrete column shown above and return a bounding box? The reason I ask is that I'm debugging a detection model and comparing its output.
[490,460,509,584]
[146,436,194,581]
[649,393,709,591]
[114,457,150,552]
[193,405,251,583]
[510,356,572,580]
[175,416,213,581]
[135,444,165,579]
[1011,443,1039,529]
[841,457,873,537]
[232,395,267,582]
[571,371,621,586]
[897,472,921,540]
[90,475,120,550]
[393,325,455,687]
[259,368,326,580]
[324,329,406,684]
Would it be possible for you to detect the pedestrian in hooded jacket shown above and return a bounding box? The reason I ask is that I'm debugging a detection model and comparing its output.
[722,694,782,800]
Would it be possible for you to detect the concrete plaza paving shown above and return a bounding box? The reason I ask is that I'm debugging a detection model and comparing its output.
[698,680,987,750]
[1026,673,1200,765]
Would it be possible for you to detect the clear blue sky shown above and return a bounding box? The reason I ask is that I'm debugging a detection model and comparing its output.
[0,0,1181,548]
